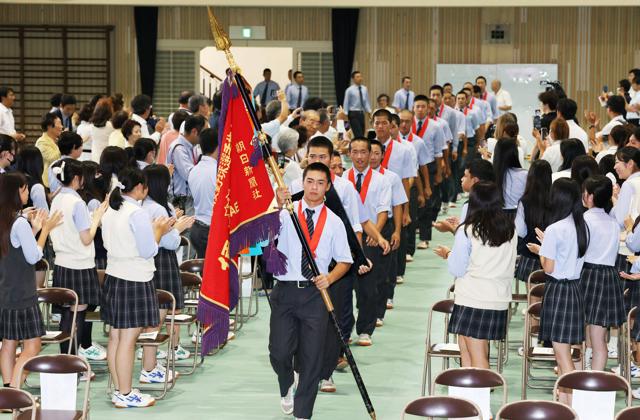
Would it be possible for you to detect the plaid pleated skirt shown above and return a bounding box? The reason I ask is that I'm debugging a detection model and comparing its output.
[0,304,45,340]
[515,254,541,283]
[580,263,626,327]
[100,275,159,329]
[617,253,640,313]
[153,248,183,310]
[539,276,585,344]
[52,265,101,306]
[448,304,508,340]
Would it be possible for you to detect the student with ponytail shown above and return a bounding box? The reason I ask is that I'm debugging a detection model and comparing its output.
[0,173,62,387]
[15,145,48,211]
[580,176,624,371]
[139,164,194,381]
[133,138,158,170]
[49,158,108,367]
[527,178,589,405]
[101,166,172,408]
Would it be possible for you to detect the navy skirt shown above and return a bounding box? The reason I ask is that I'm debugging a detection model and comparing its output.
[539,275,584,344]
[52,265,101,306]
[580,263,625,327]
[153,248,184,310]
[515,254,541,283]
[0,304,45,341]
[448,304,508,341]
[101,275,159,329]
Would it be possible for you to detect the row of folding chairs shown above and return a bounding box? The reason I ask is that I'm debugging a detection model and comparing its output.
[409,367,637,419]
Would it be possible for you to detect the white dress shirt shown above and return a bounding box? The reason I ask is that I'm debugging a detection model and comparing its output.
[597,115,626,138]
[494,89,512,116]
[343,166,391,222]
[0,103,16,137]
[566,119,589,152]
[541,140,564,172]
[131,113,161,143]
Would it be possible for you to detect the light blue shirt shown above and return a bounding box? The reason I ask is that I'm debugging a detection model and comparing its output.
[253,80,280,106]
[539,215,585,280]
[167,135,199,197]
[583,207,619,266]
[59,187,91,232]
[10,216,43,264]
[376,167,408,218]
[482,91,498,121]
[142,198,180,251]
[30,183,49,211]
[502,168,528,209]
[611,171,640,227]
[399,133,433,166]
[344,166,391,222]
[418,120,446,159]
[48,155,69,193]
[123,196,159,259]
[343,84,372,113]
[447,226,472,278]
[434,117,453,148]
[285,83,308,109]
[188,156,217,225]
[392,88,415,110]
[460,202,469,223]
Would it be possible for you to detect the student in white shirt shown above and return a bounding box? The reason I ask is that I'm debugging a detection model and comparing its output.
[0,87,25,142]
[595,124,630,164]
[132,138,158,171]
[271,162,352,420]
[89,101,115,163]
[527,178,588,405]
[130,94,164,144]
[49,159,107,358]
[580,176,624,372]
[491,79,512,116]
[557,98,589,152]
[586,95,626,148]
[552,139,586,182]
[625,76,640,126]
[346,138,391,347]
[434,181,517,369]
[540,117,570,172]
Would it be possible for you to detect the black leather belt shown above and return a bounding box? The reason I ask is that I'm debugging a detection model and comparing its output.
[277,280,314,288]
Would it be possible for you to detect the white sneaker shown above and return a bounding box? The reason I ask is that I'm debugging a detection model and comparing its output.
[136,348,167,360]
[417,241,429,250]
[114,389,156,408]
[405,254,414,263]
[376,319,383,327]
[111,391,121,404]
[191,331,201,344]
[280,384,294,415]
[320,377,336,393]
[386,299,394,310]
[139,364,175,384]
[517,347,525,357]
[396,276,404,285]
[173,344,191,360]
[633,387,640,400]
[79,344,107,361]
[357,334,372,346]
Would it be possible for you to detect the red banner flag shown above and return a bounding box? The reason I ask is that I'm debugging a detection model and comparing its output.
[197,76,280,354]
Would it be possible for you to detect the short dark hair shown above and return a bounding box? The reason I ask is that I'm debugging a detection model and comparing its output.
[429,84,443,94]
[0,87,14,101]
[619,79,631,93]
[369,139,385,154]
[171,110,189,131]
[263,68,272,74]
[414,94,429,103]
[303,161,331,183]
[60,94,76,106]
[607,95,626,115]
[630,68,640,79]
[307,136,334,155]
[121,119,141,140]
[302,97,327,111]
[293,71,303,79]
[610,125,631,147]
[49,93,62,108]
[179,90,195,105]
[401,76,411,83]
[184,115,206,135]
[377,93,390,103]
[199,128,218,155]
[131,94,152,115]
[349,137,371,151]
[133,138,158,162]
[472,85,482,95]
[57,131,83,155]
[110,111,130,130]
[466,159,495,182]
[475,75,487,83]
[443,82,452,88]
[351,70,361,79]
[538,90,559,110]
[557,98,578,120]
[41,112,60,132]
[332,151,341,158]
[390,113,400,126]
[372,108,392,122]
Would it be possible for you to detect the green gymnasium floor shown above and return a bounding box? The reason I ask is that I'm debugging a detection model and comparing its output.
[42,205,635,419]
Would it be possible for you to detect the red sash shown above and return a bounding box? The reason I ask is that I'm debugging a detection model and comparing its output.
[469,98,476,109]
[348,168,373,203]
[439,103,444,117]
[397,132,414,143]
[481,91,487,101]
[331,172,335,182]
[412,118,428,138]
[378,166,385,174]
[381,139,393,169]
[297,201,327,258]
[463,107,469,116]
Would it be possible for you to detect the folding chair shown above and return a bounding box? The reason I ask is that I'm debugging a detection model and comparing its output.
[521,302,583,399]
[616,406,640,420]
[37,288,79,354]
[18,354,91,420]
[432,367,507,418]
[179,235,192,260]
[553,370,631,418]
[135,289,177,400]
[0,388,36,420]
[421,299,460,395]
[180,258,204,277]
[497,400,578,420]
[168,272,201,375]
[85,269,108,338]
[401,396,482,419]
[621,306,637,385]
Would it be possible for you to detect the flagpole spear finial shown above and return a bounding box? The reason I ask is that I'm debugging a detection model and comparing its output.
[207,7,240,74]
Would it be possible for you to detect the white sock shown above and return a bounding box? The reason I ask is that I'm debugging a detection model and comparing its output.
[585,347,593,359]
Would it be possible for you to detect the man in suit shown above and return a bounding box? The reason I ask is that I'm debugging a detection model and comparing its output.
[53,94,77,132]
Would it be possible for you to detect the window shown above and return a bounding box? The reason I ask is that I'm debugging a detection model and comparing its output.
[153,50,197,118]
[299,52,336,106]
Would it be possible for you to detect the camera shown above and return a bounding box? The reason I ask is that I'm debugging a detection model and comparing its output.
[539,79,567,99]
